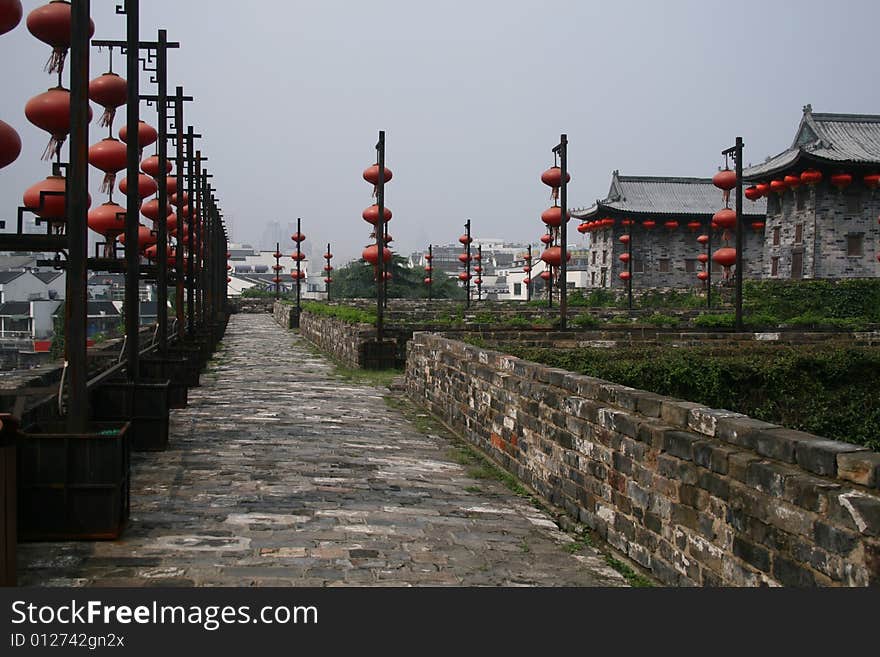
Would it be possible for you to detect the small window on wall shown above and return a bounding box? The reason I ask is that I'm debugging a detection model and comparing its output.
[766,195,779,215]
[659,258,671,273]
[602,251,608,265]
[591,252,596,265]
[633,258,644,273]
[795,223,803,244]
[846,192,862,215]
[591,272,596,286]
[771,256,779,276]
[685,259,696,273]
[796,189,806,211]
[513,283,522,296]
[847,234,864,256]
[791,250,803,279]
[773,226,781,246]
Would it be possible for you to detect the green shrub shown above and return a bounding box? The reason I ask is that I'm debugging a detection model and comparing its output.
[504,316,532,328]
[301,302,376,324]
[692,313,736,329]
[571,313,600,329]
[643,313,680,328]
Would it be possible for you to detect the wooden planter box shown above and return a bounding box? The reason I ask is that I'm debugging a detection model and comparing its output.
[91,379,170,451]
[17,421,130,541]
[140,356,195,408]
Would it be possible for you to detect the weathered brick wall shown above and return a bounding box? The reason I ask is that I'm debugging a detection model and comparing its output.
[405,332,880,586]
[230,297,276,314]
[272,301,298,330]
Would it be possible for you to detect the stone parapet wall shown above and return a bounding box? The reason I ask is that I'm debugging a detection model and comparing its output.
[230,297,275,314]
[405,332,880,586]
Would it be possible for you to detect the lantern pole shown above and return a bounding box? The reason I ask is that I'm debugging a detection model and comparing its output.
[64,0,91,432]
[723,138,744,330]
[295,217,302,326]
[123,0,141,382]
[554,134,568,329]
[375,130,385,342]
[526,244,532,302]
[172,87,191,339]
[427,244,433,301]
[274,241,280,300]
[325,242,331,301]
[465,219,471,309]
[154,29,169,354]
[706,220,713,309]
[185,127,197,335]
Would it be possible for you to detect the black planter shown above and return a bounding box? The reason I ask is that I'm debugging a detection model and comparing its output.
[140,356,196,407]
[90,379,170,451]
[17,421,130,541]
[0,414,17,586]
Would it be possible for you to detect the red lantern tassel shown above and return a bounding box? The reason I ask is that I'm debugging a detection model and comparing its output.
[99,106,116,128]
[550,186,559,202]
[101,172,116,194]
[722,190,730,206]
[41,136,64,161]
[45,47,67,75]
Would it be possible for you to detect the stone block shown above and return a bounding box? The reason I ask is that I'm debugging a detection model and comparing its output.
[754,427,821,464]
[715,416,779,450]
[693,442,735,475]
[837,451,880,489]
[663,431,703,461]
[794,438,867,478]
[772,555,818,587]
[813,521,860,556]
[688,407,746,438]
[660,400,704,429]
[746,460,791,497]
[836,492,880,537]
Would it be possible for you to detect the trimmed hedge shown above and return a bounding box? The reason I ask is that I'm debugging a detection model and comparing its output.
[501,344,880,451]
[300,302,376,325]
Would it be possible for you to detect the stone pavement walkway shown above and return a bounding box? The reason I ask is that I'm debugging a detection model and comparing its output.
[17,314,626,587]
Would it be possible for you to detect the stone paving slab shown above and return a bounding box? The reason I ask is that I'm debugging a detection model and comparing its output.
[17,314,626,587]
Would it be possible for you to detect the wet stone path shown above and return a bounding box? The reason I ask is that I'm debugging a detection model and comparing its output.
[17,313,625,587]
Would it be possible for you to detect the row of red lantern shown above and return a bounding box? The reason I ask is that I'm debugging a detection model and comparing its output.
[361,163,393,280]
[0,1,22,171]
[423,250,432,286]
[457,232,472,282]
[744,171,880,200]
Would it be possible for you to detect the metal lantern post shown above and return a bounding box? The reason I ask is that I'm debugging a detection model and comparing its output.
[324,243,332,300]
[525,244,532,302]
[274,241,281,299]
[291,218,304,326]
[554,134,568,329]
[425,244,433,300]
[375,131,386,340]
[720,138,744,329]
[464,219,472,308]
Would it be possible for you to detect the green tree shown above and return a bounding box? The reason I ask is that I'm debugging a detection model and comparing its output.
[332,255,464,300]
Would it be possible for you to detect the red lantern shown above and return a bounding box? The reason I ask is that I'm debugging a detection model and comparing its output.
[713,208,736,230]
[384,233,394,244]
[272,264,283,272]
[664,220,679,230]
[88,137,126,193]
[539,271,551,281]
[751,221,765,232]
[324,277,333,284]
[621,219,634,227]
[744,185,762,201]
[523,253,531,261]
[458,253,470,263]
[291,231,305,242]
[687,221,702,232]
[712,169,736,191]
[619,253,631,263]
[118,224,156,251]
[697,271,709,281]
[523,278,531,285]
[118,173,158,200]
[577,222,589,234]
[619,234,630,244]
[800,169,822,186]
[541,206,567,226]
[784,174,801,190]
[602,218,615,228]
[323,265,333,272]
[273,251,283,259]
[423,278,431,285]
[458,234,472,245]
[0,0,22,35]
[272,277,282,284]
[165,176,178,196]
[769,179,787,194]
[697,253,709,264]
[424,253,432,261]
[540,166,570,187]
[863,173,880,190]
[362,204,392,225]
[642,220,656,229]
[140,155,171,177]
[0,118,21,170]
[226,277,231,283]
[458,272,471,282]
[88,72,127,127]
[290,270,306,281]
[755,182,770,196]
[540,246,570,266]
[362,244,392,264]
[539,233,552,245]
[619,271,631,281]
[363,163,393,185]
[697,234,709,245]
[25,86,91,160]
[87,201,125,238]
[474,265,483,274]
[26,1,94,74]
[712,247,737,268]
[170,191,189,207]
[830,173,852,191]
[474,279,483,286]
[291,252,306,261]
[23,174,90,218]
[140,198,172,222]
[523,265,531,273]
[424,265,433,273]
[145,244,175,262]
[118,120,158,150]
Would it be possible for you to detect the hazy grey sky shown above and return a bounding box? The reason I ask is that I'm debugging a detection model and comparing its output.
[2,0,879,264]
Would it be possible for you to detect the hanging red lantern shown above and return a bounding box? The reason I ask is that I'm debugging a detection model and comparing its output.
[272,276,282,284]
[523,265,531,273]
[118,224,156,251]
[539,233,552,245]
[697,271,709,281]
[424,265,433,273]
[830,173,852,191]
[697,234,709,245]
[0,118,21,170]
[664,220,679,230]
[88,137,126,193]
[642,220,656,229]
[140,154,171,177]
[291,231,305,242]
[540,246,570,266]
[474,279,483,286]
[226,277,231,283]
[541,166,570,187]
[784,174,801,190]
[769,179,787,194]
[425,253,433,261]
[25,86,91,160]
[712,247,737,268]
[323,265,333,272]
[458,253,470,263]
[423,277,431,285]
[744,185,762,201]
[539,270,551,281]
[755,182,770,196]
[458,272,471,282]
[619,253,630,263]
[23,174,90,218]
[541,206,567,226]
[383,233,394,244]
[272,264,283,272]
[291,252,306,261]
[140,198,172,222]
[523,253,531,261]
[144,244,175,262]
[88,72,126,127]
[713,208,736,230]
[362,244,391,264]
[362,204,392,225]
[697,253,709,264]
[26,1,94,74]
[619,271,631,281]
[621,219,634,227]
[619,234,630,244]
[0,0,22,35]
[712,169,736,191]
[87,201,125,238]
[800,169,822,186]
[118,173,158,200]
[171,191,188,207]
[324,277,333,284]
[523,277,531,285]
[273,251,283,259]
[165,176,177,196]
[290,270,306,280]
[602,218,615,228]
[458,234,472,245]
[118,120,158,150]
[863,173,880,190]
[363,163,393,185]
[577,222,589,234]
[751,221,765,232]
[474,265,483,274]
[687,220,701,232]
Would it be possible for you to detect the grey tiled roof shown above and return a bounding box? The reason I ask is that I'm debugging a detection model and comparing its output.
[0,271,24,284]
[572,172,766,219]
[743,105,880,179]
[33,271,63,284]
[0,302,30,316]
